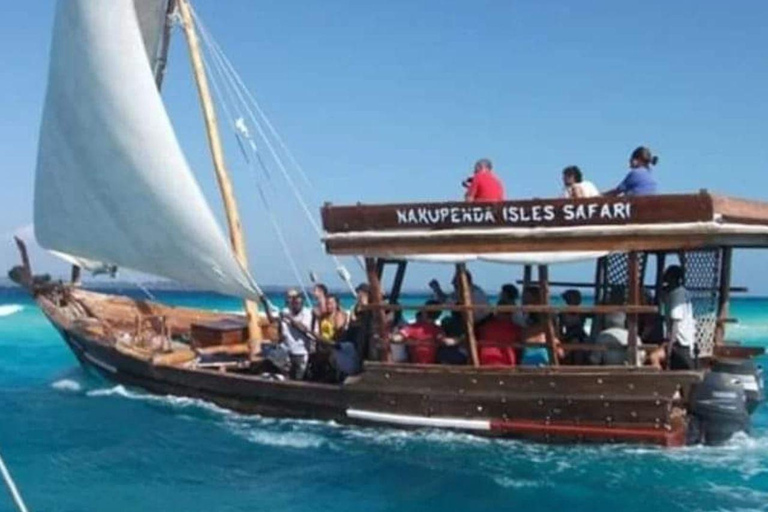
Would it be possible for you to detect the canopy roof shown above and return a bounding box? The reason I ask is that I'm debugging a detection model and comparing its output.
[322,193,768,257]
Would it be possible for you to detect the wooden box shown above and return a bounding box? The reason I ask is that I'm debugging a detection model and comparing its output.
[190,319,248,348]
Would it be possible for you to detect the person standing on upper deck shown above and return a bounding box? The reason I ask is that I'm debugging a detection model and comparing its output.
[604,146,659,197]
[464,158,505,202]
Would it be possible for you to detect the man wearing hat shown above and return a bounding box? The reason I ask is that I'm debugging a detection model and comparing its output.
[279,289,314,380]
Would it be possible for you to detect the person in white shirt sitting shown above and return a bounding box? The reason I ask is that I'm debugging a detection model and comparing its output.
[562,165,600,199]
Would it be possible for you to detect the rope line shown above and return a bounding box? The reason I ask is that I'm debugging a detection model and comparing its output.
[0,452,30,512]
[191,8,359,294]
[199,33,314,304]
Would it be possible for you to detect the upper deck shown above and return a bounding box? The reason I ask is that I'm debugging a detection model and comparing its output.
[321,192,768,256]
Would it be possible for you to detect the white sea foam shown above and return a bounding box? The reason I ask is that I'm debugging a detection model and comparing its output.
[51,379,82,392]
[0,304,24,317]
[493,476,549,489]
[86,385,235,417]
[238,429,326,449]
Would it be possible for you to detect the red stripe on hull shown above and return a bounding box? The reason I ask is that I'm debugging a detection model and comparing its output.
[490,420,686,447]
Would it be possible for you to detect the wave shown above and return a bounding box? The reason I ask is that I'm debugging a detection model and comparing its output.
[226,421,327,450]
[51,379,83,392]
[86,385,235,416]
[0,304,24,317]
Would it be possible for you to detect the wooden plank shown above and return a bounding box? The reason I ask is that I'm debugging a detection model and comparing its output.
[713,345,765,358]
[518,279,747,293]
[365,257,389,362]
[345,389,675,425]
[538,265,559,366]
[457,263,480,367]
[322,194,715,233]
[356,363,702,397]
[325,233,725,256]
[628,252,640,366]
[712,195,768,225]
[359,304,658,314]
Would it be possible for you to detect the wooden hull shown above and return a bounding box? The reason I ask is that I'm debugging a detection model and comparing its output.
[40,290,703,447]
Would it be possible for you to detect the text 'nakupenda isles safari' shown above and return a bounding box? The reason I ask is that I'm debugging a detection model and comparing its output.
[395,201,633,226]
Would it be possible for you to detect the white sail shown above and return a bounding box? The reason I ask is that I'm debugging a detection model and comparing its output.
[133,0,170,77]
[34,0,261,300]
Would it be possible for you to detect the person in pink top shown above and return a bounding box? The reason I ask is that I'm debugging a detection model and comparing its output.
[463,158,505,202]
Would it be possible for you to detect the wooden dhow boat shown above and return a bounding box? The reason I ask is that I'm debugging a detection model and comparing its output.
[13,0,765,447]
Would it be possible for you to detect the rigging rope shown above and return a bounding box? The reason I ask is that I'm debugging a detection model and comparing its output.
[0,451,30,512]
[191,9,359,295]
[199,33,314,305]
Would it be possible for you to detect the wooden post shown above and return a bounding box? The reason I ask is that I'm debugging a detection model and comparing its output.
[70,265,82,287]
[456,264,479,367]
[177,0,262,354]
[390,261,408,304]
[538,265,558,366]
[366,258,389,362]
[627,252,640,366]
[12,237,32,289]
[523,265,533,290]
[715,247,733,346]
[654,252,667,305]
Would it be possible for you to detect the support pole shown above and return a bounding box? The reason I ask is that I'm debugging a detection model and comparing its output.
[715,247,733,346]
[523,265,533,290]
[627,252,640,366]
[366,258,389,362]
[70,265,82,287]
[177,0,262,354]
[538,265,559,366]
[456,264,479,367]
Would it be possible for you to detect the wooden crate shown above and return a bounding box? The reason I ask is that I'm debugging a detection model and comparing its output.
[190,318,248,348]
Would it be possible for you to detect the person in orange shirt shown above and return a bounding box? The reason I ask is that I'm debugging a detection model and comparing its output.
[463,158,505,202]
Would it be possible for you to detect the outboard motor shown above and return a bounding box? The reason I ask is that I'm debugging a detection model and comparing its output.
[689,371,750,446]
[711,358,765,414]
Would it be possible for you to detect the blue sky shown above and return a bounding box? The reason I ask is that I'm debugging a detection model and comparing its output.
[1,0,767,294]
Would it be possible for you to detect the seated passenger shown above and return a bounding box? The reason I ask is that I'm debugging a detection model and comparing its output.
[394,301,444,364]
[590,312,630,366]
[476,298,521,366]
[517,285,543,328]
[558,289,590,364]
[520,313,562,366]
[562,166,600,198]
[429,270,492,323]
[349,283,370,325]
[463,158,505,202]
[310,283,329,332]
[278,289,314,380]
[639,290,664,343]
[498,283,519,305]
[318,294,349,344]
[604,146,659,197]
[498,283,527,327]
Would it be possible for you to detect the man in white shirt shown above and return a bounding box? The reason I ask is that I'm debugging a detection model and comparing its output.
[562,165,600,198]
[279,289,314,379]
[662,265,697,369]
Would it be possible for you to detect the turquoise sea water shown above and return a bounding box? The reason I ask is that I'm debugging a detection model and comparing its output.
[0,287,767,512]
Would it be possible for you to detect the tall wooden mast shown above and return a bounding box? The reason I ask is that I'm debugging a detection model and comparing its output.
[177,0,263,353]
